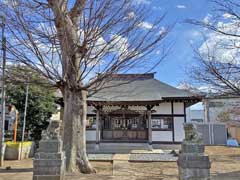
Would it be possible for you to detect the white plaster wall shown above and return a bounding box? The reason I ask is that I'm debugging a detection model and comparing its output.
[152,103,171,114]
[174,117,185,142]
[186,107,191,122]
[173,102,184,115]
[152,131,173,142]
[86,130,96,141]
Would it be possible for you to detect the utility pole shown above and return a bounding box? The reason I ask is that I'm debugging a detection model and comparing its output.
[20,80,29,160]
[0,16,6,167]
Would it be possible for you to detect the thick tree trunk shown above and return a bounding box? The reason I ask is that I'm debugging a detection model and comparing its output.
[76,90,96,173]
[63,87,95,173]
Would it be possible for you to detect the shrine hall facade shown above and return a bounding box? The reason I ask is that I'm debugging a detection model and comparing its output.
[85,73,200,144]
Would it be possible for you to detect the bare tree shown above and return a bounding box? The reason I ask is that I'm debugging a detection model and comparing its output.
[186,0,240,95]
[0,0,170,173]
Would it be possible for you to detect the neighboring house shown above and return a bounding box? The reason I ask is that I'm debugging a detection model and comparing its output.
[0,85,18,132]
[186,95,240,123]
[4,105,18,131]
[0,104,18,141]
[186,101,228,145]
[0,83,18,141]
[203,95,240,123]
[203,95,240,142]
[57,73,200,144]
[186,102,204,122]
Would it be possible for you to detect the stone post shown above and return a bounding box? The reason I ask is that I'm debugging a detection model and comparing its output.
[203,98,210,122]
[146,105,154,150]
[95,108,100,150]
[147,110,152,145]
[33,120,66,180]
[178,123,211,180]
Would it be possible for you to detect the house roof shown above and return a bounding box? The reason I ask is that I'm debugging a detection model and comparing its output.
[204,94,240,100]
[88,73,199,104]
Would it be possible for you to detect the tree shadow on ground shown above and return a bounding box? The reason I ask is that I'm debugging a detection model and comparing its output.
[211,171,240,180]
[0,168,33,173]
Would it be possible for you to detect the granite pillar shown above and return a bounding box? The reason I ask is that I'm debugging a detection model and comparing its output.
[178,123,211,180]
[33,120,65,180]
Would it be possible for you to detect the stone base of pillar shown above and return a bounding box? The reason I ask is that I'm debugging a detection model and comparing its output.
[0,143,6,166]
[148,143,153,151]
[33,120,65,180]
[178,143,211,180]
[95,143,100,151]
[33,141,65,180]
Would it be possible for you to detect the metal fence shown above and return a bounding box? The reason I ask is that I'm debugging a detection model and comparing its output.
[195,123,227,145]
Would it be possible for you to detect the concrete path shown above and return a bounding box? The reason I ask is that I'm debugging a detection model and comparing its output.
[88,150,178,162]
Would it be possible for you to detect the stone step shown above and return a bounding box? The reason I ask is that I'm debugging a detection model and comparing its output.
[87,143,150,153]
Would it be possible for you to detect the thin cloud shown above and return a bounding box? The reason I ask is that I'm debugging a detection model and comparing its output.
[138,21,153,30]
[153,6,162,11]
[223,13,233,19]
[132,0,150,5]
[203,14,212,24]
[176,5,186,9]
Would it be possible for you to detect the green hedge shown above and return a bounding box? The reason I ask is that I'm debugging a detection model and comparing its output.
[5,141,33,149]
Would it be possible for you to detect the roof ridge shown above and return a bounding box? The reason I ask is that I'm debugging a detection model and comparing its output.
[109,73,155,80]
[152,78,195,96]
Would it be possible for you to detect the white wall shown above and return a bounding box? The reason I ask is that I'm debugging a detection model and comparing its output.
[173,102,184,114]
[152,131,173,142]
[174,117,185,142]
[86,130,96,141]
[152,103,171,114]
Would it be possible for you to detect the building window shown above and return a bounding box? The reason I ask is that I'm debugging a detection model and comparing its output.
[109,116,146,130]
[152,116,173,130]
[5,120,9,131]
[86,116,96,129]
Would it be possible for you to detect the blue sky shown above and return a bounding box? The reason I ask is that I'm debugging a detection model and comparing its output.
[1,0,215,88]
[138,0,213,86]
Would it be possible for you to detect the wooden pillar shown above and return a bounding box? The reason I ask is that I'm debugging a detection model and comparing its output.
[146,105,154,147]
[171,101,175,142]
[184,102,187,123]
[95,105,102,150]
[147,110,152,145]
[96,109,100,144]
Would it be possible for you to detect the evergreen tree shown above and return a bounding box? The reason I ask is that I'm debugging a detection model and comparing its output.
[6,77,57,141]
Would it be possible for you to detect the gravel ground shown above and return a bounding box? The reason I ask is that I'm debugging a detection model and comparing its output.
[0,146,240,180]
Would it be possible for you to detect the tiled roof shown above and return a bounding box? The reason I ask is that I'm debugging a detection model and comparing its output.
[88,73,197,102]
